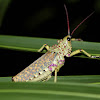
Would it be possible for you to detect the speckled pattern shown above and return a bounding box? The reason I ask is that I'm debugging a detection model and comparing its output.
[12,52,57,82]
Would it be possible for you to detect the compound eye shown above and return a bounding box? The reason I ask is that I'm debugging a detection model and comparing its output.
[67,37,71,41]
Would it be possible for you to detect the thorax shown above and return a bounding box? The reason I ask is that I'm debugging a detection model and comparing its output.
[49,39,72,56]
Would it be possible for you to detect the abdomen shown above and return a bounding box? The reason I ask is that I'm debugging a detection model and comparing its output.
[12,52,57,82]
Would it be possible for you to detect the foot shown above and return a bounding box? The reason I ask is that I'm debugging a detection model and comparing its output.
[91,56,100,58]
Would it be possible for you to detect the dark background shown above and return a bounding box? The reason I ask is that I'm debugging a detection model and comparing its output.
[0,0,100,76]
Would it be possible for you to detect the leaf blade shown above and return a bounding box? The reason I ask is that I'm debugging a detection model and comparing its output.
[0,35,100,58]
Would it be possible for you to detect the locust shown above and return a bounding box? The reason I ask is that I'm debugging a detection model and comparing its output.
[12,4,100,82]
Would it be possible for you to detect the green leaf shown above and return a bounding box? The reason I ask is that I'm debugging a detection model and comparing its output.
[0,35,57,52]
[0,35,100,58]
[0,75,100,100]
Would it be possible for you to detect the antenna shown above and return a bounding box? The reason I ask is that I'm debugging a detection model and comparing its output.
[71,11,94,35]
[64,4,70,35]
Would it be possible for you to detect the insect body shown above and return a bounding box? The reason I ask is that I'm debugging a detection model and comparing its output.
[12,4,100,82]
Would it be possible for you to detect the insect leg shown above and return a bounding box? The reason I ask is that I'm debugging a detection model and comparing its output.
[70,49,91,57]
[42,74,52,82]
[91,56,100,58]
[54,60,65,83]
[70,49,100,58]
[54,66,62,83]
[38,44,50,52]
[54,69,57,83]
